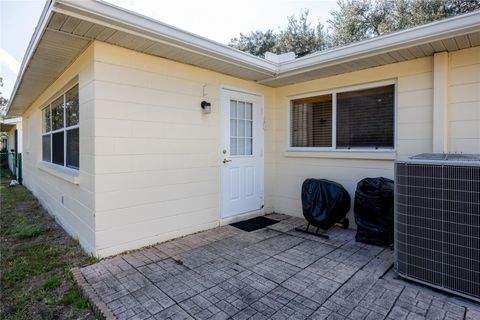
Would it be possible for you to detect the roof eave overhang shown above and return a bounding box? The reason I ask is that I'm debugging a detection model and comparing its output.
[5,1,480,116]
[53,0,278,74]
[5,0,55,116]
[259,10,480,85]
[6,0,278,116]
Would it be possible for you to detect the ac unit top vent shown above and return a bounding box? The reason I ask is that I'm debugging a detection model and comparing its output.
[407,153,480,164]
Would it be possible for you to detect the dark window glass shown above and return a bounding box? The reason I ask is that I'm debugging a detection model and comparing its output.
[52,132,64,165]
[43,108,51,133]
[51,96,64,131]
[336,85,394,149]
[42,135,51,162]
[291,95,332,147]
[66,129,79,169]
[65,85,79,127]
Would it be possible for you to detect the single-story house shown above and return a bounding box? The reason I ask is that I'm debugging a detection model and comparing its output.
[6,0,480,257]
[0,117,23,175]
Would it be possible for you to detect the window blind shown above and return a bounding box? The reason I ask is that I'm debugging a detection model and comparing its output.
[291,94,332,147]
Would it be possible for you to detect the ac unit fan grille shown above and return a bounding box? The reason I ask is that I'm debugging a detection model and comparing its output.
[395,162,480,301]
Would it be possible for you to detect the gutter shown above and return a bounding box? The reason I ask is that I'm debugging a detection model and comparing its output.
[54,0,278,74]
[260,10,480,84]
[5,1,480,115]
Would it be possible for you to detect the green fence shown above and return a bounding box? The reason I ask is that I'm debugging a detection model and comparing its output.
[0,150,22,184]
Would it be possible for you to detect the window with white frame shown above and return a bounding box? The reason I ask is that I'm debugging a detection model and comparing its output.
[290,84,394,150]
[42,84,79,169]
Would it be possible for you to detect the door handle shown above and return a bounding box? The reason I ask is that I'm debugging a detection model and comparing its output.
[223,158,232,164]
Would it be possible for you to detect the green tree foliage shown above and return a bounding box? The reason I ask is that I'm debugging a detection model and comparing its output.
[276,10,328,55]
[229,10,328,57]
[329,0,480,46]
[229,0,480,57]
[229,30,278,57]
[0,77,8,116]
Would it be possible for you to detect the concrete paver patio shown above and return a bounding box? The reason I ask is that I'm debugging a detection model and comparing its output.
[77,214,480,320]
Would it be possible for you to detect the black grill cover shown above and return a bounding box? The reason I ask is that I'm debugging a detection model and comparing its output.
[301,179,351,230]
[354,177,394,246]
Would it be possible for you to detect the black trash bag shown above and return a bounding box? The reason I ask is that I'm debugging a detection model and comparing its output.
[354,177,394,246]
[301,179,351,230]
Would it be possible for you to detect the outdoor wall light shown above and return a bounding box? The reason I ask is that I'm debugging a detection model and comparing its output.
[201,101,211,113]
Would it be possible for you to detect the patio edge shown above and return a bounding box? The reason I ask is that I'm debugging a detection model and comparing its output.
[71,267,117,320]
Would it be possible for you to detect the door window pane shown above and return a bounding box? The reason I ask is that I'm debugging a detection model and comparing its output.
[246,103,252,119]
[42,135,51,161]
[65,84,79,127]
[66,128,79,169]
[51,96,64,130]
[246,121,252,138]
[230,119,237,136]
[229,99,253,156]
[238,120,245,136]
[238,138,245,155]
[237,101,245,119]
[52,132,64,165]
[230,100,237,118]
[245,138,252,155]
[230,138,238,156]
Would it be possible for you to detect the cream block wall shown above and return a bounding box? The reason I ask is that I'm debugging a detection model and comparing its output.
[21,44,96,255]
[448,47,480,152]
[19,38,479,258]
[92,42,275,257]
[273,57,435,220]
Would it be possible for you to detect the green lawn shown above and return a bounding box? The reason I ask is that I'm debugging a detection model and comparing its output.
[0,169,98,319]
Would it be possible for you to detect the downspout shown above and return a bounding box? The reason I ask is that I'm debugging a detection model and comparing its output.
[432,52,449,153]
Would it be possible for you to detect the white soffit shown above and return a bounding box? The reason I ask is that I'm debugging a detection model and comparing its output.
[260,10,480,86]
[6,0,480,115]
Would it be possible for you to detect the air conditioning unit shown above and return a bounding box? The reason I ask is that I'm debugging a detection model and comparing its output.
[395,153,480,302]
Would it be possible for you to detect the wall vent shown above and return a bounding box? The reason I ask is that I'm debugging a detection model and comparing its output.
[395,153,480,302]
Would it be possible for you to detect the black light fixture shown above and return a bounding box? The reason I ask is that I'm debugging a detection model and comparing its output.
[201,100,211,113]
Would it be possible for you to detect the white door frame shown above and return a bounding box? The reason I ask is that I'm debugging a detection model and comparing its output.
[220,86,264,218]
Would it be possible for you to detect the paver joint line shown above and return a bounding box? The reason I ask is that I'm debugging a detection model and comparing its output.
[72,267,117,319]
[75,214,478,320]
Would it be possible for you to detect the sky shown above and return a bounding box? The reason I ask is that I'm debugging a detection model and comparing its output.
[0,0,338,100]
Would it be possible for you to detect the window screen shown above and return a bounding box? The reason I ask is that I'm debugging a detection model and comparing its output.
[42,135,51,162]
[66,129,79,169]
[291,94,332,147]
[336,85,394,149]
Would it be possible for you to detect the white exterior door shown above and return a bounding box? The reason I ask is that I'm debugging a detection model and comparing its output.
[221,89,264,218]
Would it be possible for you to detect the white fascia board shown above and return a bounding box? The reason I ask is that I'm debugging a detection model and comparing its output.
[273,10,480,78]
[2,117,22,125]
[5,0,55,116]
[54,0,278,75]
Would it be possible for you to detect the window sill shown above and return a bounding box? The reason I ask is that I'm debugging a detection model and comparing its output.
[284,150,397,160]
[37,161,80,185]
